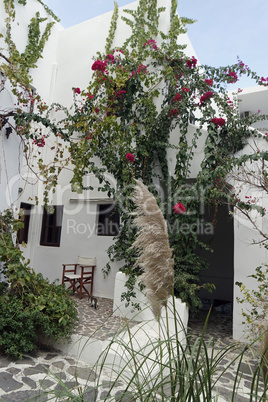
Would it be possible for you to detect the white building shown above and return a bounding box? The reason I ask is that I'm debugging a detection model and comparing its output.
[0,0,267,342]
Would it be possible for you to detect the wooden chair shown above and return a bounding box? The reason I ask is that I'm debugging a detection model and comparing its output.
[62,257,96,299]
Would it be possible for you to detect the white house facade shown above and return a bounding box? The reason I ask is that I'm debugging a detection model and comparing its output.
[0,0,267,342]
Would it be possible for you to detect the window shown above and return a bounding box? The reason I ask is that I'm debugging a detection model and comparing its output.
[189,112,196,125]
[17,203,32,244]
[97,204,120,236]
[240,111,251,119]
[40,205,63,247]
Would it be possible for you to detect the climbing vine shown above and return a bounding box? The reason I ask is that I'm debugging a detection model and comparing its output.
[1,0,268,311]
[1,0,57,91]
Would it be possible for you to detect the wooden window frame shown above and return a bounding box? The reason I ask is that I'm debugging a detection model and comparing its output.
[40,205,63,247]
[17,202,32,244]
[97,203,120,236]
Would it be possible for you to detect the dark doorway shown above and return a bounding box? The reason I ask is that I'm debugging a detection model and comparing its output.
[197,203,234,314]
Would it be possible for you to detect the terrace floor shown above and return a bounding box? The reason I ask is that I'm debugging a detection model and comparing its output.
[72,296,266,401]
[0,296,266,401]
[72,295,234,342]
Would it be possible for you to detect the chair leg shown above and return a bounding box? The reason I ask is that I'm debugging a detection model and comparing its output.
[77,280,91,299]
[78,278,83,299]
[76,280,94,299]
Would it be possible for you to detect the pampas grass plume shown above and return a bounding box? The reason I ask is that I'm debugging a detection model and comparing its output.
[131,180,174,320]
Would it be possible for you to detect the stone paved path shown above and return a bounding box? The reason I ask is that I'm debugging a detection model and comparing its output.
[188,310,266,402]
[72,296,138,340]
[0,298,266,401]
[0,350,129,401]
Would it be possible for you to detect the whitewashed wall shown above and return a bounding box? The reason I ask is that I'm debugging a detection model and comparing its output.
[2,0,267,338]
[231,133,268,341]
[19,0,201,299]
[0,0,61,212]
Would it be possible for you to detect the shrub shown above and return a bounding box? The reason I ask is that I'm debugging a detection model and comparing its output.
[0,281,78,360]
[0,210,78,359]
[0,296,39,359]
[0,279,78,360]
[236,263,268,340]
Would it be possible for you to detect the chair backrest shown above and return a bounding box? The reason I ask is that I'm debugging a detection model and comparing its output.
[78,256,96,266]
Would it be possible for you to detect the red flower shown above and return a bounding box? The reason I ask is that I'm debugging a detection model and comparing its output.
[173,93,182,102]
[129,64,148,77]
[92,60,107,72]
[126,153,135,163]
[94,107,99,114]
[137,64,148,74]
[116,90,127,97]
[144,39,158,51]
[210,117,226,127]
[205,79,213,86]
[106,54,115,63]
[185,56,197,69]
[173,203,186,214]
[181,87,190,93]
[74,87,81,94]
[168,109,179,117]
[86,93,94,100]
[226,71,238,83]
[200,91,213,105]
[33,136,45,147]
[260,76,268,85]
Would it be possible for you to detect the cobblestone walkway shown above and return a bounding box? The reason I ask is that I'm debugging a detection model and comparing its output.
[0,297,138,401]
[0,298,266,401]
[72,296,138,340]
[188,310,266,401]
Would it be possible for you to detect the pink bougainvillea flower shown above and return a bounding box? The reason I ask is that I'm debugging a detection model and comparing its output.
[185,56,197,69]
[181,87,190,93]
[238,60,249,72]
[126,153,135,163]
[74,87,81,94]
[106,54,115,63]
[137,64,148,74]
[168,108,179,117]
[92,59,107,72]
[16,126,24,134]
[94,107,99,114]
[210,117,226,127]
[86,93,94,100]
[185,59,192,68]
[116,90,127,97]
[227,71,238,83]
[260,76,268,84]
[200,91,213,105]
[33,136,45,147]
[173,93,182,102]
[204,79,213,86]
[173,203,186,214]
[129,64,148,77]
[144,39,158,51]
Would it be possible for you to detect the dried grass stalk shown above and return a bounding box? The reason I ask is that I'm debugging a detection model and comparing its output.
[261,323,268,381]
[131,180,174,320]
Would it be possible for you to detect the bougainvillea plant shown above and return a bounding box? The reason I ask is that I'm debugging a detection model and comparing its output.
[1,0,268,311]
